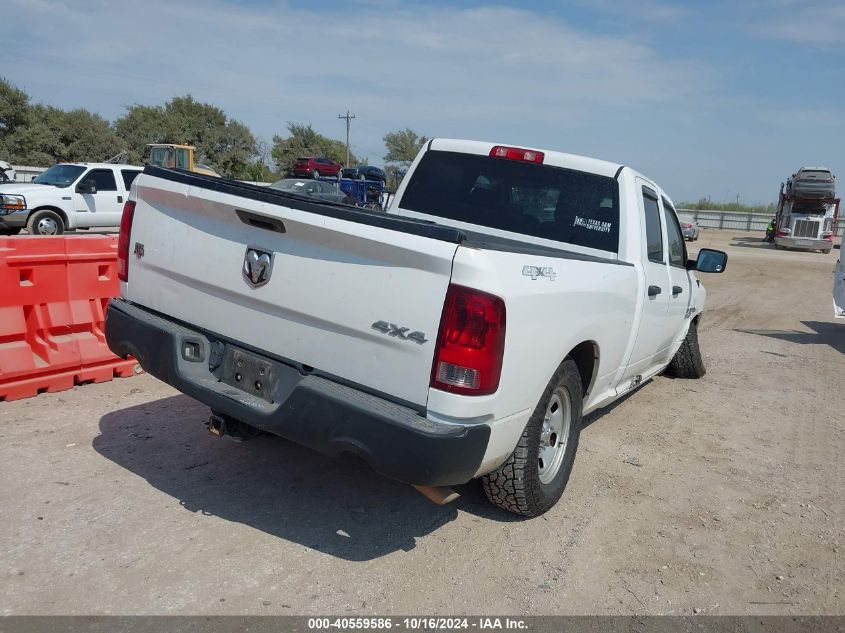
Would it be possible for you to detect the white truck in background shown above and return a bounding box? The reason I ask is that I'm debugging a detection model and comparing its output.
[105,138,728,516]
[0,160,15,184]
[0,162,142,235]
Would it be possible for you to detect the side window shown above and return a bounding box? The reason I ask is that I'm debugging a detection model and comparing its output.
[121,170,140,190]
[642,187,663,263]
[662,201,687,268]
[85,169,117,192]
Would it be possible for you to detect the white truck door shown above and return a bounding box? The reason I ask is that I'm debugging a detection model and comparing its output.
[661,200,693,356]
[72,168,124,227]
[624,183,671,377]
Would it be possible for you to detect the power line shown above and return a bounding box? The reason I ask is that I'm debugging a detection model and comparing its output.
[338,110,355,167]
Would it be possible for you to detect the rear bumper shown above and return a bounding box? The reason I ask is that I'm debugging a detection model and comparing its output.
[104,299,490,486]
[0,209,28,229]
[776,237,831,250]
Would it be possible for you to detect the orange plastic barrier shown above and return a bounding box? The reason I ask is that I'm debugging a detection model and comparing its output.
[0,235,139,402]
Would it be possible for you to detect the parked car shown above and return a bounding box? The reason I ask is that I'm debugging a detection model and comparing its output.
[290,156,342,179]
[341,165,386,182]
[0,162,142,235]
[105,139,728,517]
[681,220,700,241]
[270,178,353,204]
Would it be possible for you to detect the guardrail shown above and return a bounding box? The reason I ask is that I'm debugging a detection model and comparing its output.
[677,208,845,237]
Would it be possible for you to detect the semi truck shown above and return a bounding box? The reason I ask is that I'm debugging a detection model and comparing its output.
[774,167,839,253]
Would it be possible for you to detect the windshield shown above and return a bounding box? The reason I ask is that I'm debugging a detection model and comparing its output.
[799,170,833,180]
[270,178,313,192]
[399,150,620,253]
[32,164,86,188]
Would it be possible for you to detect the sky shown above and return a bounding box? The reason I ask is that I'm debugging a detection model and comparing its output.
[2,0,844,203]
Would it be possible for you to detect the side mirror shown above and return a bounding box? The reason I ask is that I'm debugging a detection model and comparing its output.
[77,179,97,194]
[687,248,728,273]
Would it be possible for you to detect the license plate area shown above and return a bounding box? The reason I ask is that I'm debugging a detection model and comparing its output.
[220,346,277,401]
[796,240,812,247]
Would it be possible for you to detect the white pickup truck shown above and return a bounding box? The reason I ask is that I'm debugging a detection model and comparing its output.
[105,139,727,516]
[0,162,142,235]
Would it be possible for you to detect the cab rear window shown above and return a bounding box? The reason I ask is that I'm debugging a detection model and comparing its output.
[399,150,619,252]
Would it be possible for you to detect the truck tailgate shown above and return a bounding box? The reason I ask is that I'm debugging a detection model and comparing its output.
[124,169,461,407]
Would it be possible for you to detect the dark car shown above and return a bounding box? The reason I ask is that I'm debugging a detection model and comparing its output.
[290,156,342,179]
[270,178,353,204]
[341,165,386,182]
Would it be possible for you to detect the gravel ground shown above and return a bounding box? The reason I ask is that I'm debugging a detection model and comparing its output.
[1,230,842,616]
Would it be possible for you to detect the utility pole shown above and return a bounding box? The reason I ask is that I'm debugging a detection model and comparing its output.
[338,110,355,167]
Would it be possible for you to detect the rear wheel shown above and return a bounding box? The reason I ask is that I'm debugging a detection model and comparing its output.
[312,169,320,179]
[666,319,706,378]
[27,209,64,236]
[482,359,583,516]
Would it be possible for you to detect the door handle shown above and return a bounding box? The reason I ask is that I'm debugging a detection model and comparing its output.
[672,285,683,296]
[117,195,123,203]
[648,285,662,297]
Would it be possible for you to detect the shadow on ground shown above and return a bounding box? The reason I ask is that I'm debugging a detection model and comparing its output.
[735,320,845,356]
[729,236,776,249]
[94,396,519,561]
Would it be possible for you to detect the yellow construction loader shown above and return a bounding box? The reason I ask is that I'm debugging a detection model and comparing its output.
[147,144,220,177]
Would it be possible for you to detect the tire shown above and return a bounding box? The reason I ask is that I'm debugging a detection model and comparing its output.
[482,359,583,516]
[26,209,64,236]
[0,227,21,236]
[665,318,706,378]
[312,169,320,179]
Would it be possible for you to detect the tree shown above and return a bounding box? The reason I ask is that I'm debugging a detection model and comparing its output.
[382,128,428,192]
[1,101,123,165]
[271,123,356,175]
[0,77,29,136]
[383,128,428,166]
[114,95,258,178]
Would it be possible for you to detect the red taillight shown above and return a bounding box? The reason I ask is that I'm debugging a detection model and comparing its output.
[117,200,136,282]
[489,145,544,164]
[430,285,506,396]
[776,230,790,237]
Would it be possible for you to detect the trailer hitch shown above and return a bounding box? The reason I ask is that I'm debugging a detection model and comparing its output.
[206,412,264,442]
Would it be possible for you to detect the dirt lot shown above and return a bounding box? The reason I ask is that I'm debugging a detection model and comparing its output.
[1,230,842,616]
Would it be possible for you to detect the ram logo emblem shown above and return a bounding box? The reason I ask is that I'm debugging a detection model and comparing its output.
[243,247,273,288]
[371,321,428,345]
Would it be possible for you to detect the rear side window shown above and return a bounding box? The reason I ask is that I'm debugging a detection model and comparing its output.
[662,201,686,267]
[121,170,141,190]
[85,169,117,192]
[642,187,663,263]
[399,150,620,252]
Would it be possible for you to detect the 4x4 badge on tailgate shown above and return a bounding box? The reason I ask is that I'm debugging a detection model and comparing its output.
[371,321,428,345]
[243,247,273,288]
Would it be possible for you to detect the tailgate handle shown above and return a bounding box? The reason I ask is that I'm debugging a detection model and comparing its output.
[236,209,286,233]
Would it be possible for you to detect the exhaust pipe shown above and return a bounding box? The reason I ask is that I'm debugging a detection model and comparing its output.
[413,485,460,505]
